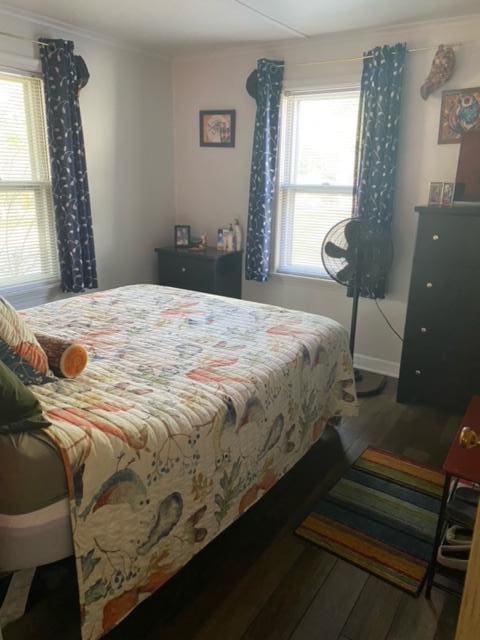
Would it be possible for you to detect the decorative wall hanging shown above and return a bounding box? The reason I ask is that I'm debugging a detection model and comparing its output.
[199,110,236,147]
[420,45,455,100]
[438,87,480,144]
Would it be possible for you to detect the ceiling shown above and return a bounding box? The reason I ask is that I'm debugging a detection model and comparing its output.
[2,0,479,54]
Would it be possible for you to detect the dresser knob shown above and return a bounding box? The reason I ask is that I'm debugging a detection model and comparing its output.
[181,267,187,273]
[426,282,433,288]
[432,234,439,241]
[421,327,427,333]
[415,369,422,376]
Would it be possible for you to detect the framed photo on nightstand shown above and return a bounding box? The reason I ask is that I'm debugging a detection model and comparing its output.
[174,225,191,248]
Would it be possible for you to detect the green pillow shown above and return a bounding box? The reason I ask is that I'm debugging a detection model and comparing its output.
[0,361,51,435]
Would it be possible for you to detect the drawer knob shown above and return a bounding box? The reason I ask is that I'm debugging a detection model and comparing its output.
[426,282,433,288]
[421,327,427,333]
[181,267,187,273]
[415,369,422,376]
[432,234,439,241]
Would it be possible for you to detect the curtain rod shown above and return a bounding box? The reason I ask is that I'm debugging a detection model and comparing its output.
[0,31,47,46]
[0,29,472,64]
[296,41,467,66]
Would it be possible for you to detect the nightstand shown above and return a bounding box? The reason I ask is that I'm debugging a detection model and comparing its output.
[154,247,242,299]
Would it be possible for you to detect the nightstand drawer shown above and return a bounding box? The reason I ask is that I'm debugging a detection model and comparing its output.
[155,247,242,298]
[157,253,215,292]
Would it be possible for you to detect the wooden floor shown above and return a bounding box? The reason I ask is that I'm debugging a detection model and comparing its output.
[6,380,463,640]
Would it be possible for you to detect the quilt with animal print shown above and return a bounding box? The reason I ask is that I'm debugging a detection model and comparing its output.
[24,285,356,640]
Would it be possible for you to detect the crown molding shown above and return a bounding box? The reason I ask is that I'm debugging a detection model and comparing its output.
[172,11,480,63]
[0,2,171,61]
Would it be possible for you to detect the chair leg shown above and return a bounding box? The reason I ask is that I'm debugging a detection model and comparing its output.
[425,473,451,599]
[0,568,36,635]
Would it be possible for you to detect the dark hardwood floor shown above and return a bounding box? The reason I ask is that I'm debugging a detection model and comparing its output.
[5,379,463,640]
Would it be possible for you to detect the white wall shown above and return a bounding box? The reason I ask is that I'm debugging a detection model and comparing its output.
[0,11,174,307]
[173,15,480,375]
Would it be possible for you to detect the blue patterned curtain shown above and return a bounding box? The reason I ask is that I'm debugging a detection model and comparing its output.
[245,59,284,282]
[40,39,97,293]
[352,43,406,299]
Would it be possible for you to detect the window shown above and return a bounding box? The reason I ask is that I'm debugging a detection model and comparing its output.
[0,71,58,289]
[275,88,360,278]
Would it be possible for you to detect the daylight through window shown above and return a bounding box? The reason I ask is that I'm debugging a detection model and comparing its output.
[276,88,360,278]
[0,71,58,288]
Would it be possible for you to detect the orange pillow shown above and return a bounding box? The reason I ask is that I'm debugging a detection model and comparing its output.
[36,334,89,379]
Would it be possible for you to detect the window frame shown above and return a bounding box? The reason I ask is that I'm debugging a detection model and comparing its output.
[0,68,59,299]
[273,85,360,281]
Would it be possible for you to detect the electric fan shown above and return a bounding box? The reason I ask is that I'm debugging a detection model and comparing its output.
[321,218,393,397]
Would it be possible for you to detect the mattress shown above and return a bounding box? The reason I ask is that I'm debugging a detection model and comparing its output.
[0,403,70,572]
[3,284,356,640]
[0,432,67,515]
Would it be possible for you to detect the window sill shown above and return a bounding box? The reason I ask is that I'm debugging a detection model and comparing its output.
[1,280,62,310]
[271,271,339,285]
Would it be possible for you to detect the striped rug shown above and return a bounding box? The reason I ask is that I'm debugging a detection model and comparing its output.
[296,448,445,595]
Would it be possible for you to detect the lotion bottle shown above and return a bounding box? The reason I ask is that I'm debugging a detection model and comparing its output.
[233,218,242,251]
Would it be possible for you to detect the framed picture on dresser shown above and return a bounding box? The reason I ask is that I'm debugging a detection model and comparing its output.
[428,182,443,206]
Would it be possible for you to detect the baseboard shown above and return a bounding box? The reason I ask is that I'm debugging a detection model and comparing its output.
[354,354,400,379]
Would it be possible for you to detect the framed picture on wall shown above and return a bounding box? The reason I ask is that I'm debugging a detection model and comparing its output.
[438,87,480,144]
[199,110,236,147]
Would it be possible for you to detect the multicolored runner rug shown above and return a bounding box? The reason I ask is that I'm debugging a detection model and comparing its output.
[296,448,445,595]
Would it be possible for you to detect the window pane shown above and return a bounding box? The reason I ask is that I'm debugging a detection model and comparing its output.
[294,94,359,186]
[0,188,57,286]
[276,88,359,279]
[279,191,353,277]
[0,78,31,180]
[0,72,58,288]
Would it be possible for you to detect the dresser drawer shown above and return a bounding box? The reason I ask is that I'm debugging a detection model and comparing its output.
[415,213,480,268]
[407,264,480,314]
[398,351,480,409]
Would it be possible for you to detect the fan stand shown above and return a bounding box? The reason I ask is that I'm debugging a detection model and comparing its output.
[349,260,387,398]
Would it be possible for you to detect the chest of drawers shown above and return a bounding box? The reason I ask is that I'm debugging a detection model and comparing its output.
[397,205,480,411]
[155,247,242,298]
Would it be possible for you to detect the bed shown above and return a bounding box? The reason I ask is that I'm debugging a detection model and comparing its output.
[0,284,356,640]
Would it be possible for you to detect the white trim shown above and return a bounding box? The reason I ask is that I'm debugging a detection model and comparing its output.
[271,271,337,284]
[354,354,400,379]
[0,2,170,60]
[0,50,40,74]
[172,12,480,62]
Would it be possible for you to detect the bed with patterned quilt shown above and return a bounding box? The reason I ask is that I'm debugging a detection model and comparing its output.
[0,284,356,640]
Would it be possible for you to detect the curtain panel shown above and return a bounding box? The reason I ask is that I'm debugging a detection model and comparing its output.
[40,39,97,293]
[352,42,407,299]
[245,58,284,282]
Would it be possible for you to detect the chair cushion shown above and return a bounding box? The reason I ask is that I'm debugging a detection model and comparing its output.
[0,297,52,385]
[0,360,51,435]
